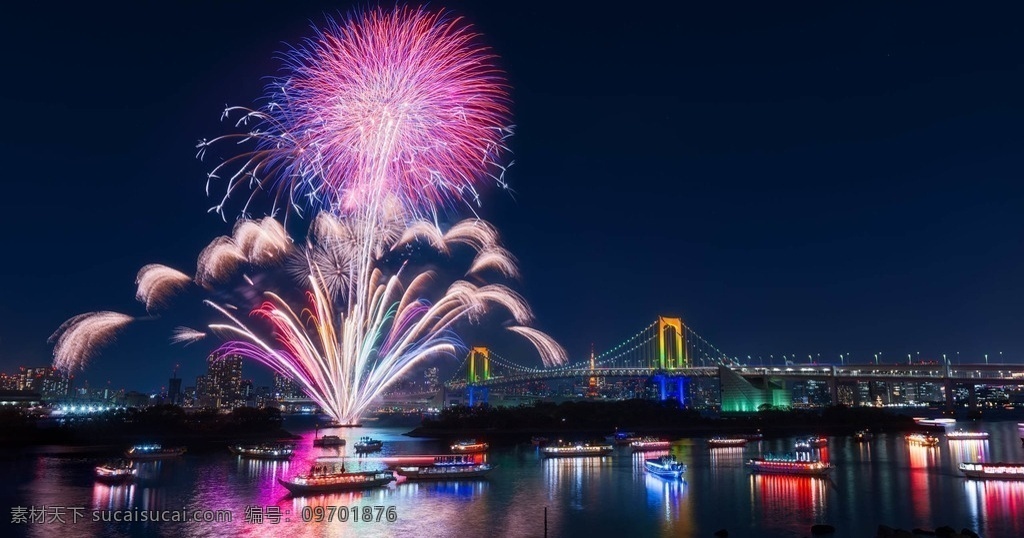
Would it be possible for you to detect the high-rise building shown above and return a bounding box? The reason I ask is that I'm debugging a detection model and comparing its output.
[273,372,303,399]
[17,366,72,400]
[424,367,439,391]
[203,352,244,409]
[168,375,182,406]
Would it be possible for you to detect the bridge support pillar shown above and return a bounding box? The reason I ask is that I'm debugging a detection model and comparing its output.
[967,384,977,409]
[868,381,878,406]
[658,376,668,401]
[852,382,862,407]
[944,380,955,411]
[676,377,688,406]
[467,386,489,406]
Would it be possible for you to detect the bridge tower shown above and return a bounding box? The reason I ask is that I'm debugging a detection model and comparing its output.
[587,344,599,398]
[466,347,490,406]
[658,317,687,369]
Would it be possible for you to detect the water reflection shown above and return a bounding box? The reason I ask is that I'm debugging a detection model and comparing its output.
[749,474,828,534]
[907,444,938,522]
[963,479,1024,538]
[708,447,744,470]
[948,439,989,465]
[543,456,612,510]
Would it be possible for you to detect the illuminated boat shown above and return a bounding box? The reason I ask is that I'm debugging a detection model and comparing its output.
[906,433,940,447]
[95,460,136,483]
[644,455,685,479]
[959,462,1024,480]
[741,432,764,441]
[450,440,489,454]
[853,430,873,442]
[630,437,671,451]
[229,442,295,459]
[278,463,394,494]
[396,456,494,480]
[946,430,989,440]
[747,455,833,477]
[707,437,748,448]
[312,435,346,447]
[541,441,614,457]
[605,431,639,446]
[354,436,384,453]
[124,444,186,459]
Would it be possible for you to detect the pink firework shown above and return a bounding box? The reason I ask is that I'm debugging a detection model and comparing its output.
[200,6,512,218]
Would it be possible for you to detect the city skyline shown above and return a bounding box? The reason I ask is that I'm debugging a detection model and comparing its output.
[3,1,1024,391]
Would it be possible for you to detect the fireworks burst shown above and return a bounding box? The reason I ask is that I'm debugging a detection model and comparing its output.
[50,312,135,371]
[198,6,512,219]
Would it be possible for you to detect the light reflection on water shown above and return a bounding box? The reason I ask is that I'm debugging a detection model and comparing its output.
[5,421,1024,538]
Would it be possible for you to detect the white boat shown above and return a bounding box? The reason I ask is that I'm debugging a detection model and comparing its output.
[946,430,989,440]
[630,437,671,451]
[95,460,136,482]
[748,456,833,477]
[644,455,685,479]
[124,444,186,459]
[707,437,748,448]
[397,456,494,480]
[541,441,613,457]
[450,440,489,453]
[229,442,295,459]
[354,436,384,452]
[959,462,1024,480]
[906,433,940,447]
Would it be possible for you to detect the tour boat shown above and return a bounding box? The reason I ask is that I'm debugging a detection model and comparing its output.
[644,455,686,479]
[541,441,614,457]
[396,456,494,480]
[747,455,834,477]
[906,433,940,447]
[95,460,136,483]
[802,436,828,448]
[278,463,394,494]
[630,437,672,451]
[946,430,989,440]
[354,436,384,453]
[959,462,1024,480]
[312,435,346,447]
[124,444,187,460]
[853,430,873,442]
[229,442,295,459]
[450,440,489,454]
[707,437,748,448]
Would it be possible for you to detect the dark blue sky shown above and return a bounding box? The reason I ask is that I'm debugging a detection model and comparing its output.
[1,2,1022,391]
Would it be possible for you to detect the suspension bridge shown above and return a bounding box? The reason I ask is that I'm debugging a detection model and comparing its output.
[443,316,1024,410]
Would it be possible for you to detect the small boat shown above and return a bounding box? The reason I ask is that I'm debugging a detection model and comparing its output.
[906,433,940,447]
[95,460,136,483]
[531,436,550,447]
[124,444,186,460]
[707,437,748,448]
[450,440,489,454]
[323,420,362,428]
[748,455,833,477]
[740,432,764,441]
[946,430,989,440]
[853,430,873,442]
[354,436,384,453]
[644,455,686,479]
[229,442,295,459]
[630,437,671,451]
[396,456,494,480]
[541,441,614,457]
[278,462,394,494]
[803,436,828,448]
[959,462,1024,480]
[313,435,346,447]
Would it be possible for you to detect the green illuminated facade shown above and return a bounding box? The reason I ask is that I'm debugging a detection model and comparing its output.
[719,366,791,413]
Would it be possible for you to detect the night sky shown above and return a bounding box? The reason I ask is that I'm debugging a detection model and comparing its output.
[2,2,1022,392]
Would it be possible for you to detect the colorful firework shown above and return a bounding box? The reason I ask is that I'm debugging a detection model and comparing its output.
[198,6,512,219]
[52,214,565,424]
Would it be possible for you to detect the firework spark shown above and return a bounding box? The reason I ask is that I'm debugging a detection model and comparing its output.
[136,264,192,312]
[199,6,512,219]
[50,312,135,371]
[171,326,207,346]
